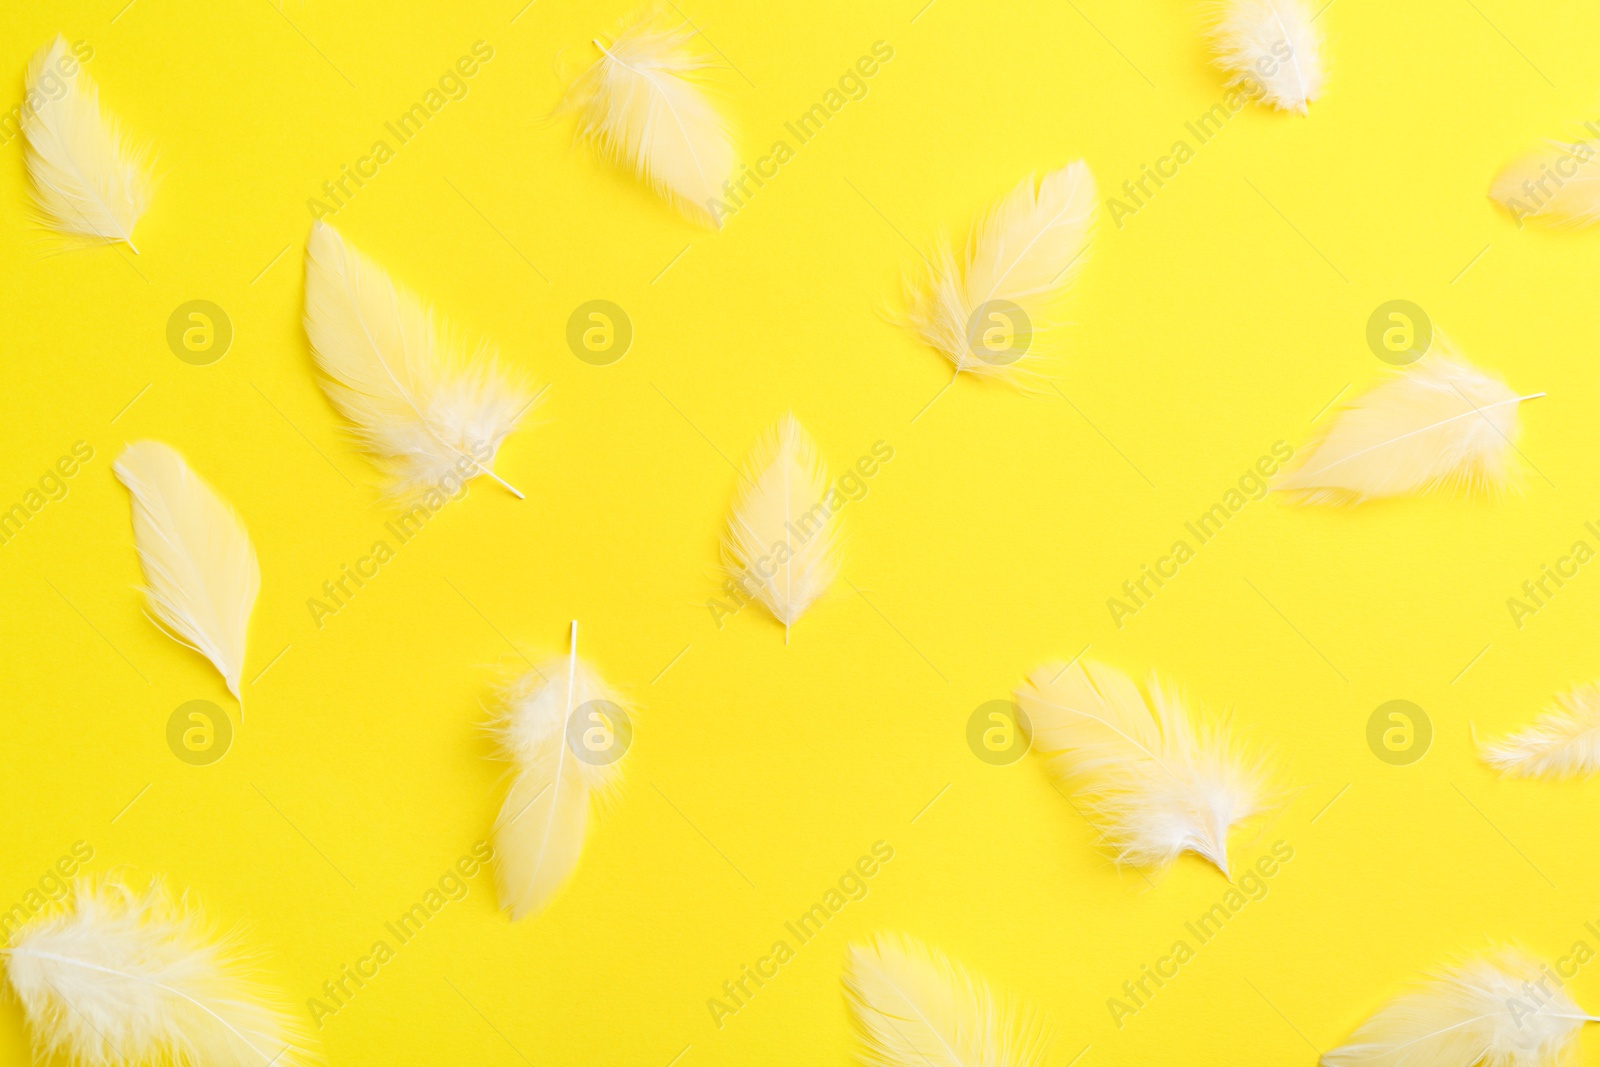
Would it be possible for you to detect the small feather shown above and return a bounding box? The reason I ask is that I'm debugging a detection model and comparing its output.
[1491,140,1600,227]
[22,36,151,249]
[1480,683,1600,780]
[1210,0,1324,114]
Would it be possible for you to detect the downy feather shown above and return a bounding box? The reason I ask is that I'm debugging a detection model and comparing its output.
[23,36,151,249]
[562,7,736,227]
[114,442,258,707]
[1491,140,1600,228]
[1273,340,1541,505]
[303,221,535,502]
[1480,683,1600,780]
[1210,0,1324,114]
[903,163,1096,387]
[723,414,839,640]
[493,622,629,921]
[1014,658,1269,876]
[844,932,1046,1067]
[1322,950,1597,1067]
[5,878,313,1067]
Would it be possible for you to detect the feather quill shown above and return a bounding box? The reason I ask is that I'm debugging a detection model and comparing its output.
[1322,950,1598,1067]
[844,932,1046,1067]
[493,621,629,921]
[1014,658,1269,876]
[1273,341,1541,505]
[1210,0,1324,114]
[1491,140,1600,228]
[114,442,258,709]
[303,221,535,502]
[4,878,313,1067]
[723,414,839,641]
[22,36,151,249]
[1479,683,1600,779]
[562,7,737,227]
[902,163,1096,388]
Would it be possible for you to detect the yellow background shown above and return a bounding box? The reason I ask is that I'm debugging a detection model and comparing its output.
[4,0,1600,1063]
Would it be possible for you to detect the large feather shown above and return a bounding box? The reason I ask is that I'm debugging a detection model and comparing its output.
[114,442,258,708]
[902,163,1096,387]
[1480,683,1600,780]
[1014,659,1268,876]
[303,221,535,502]
[493,622,629,921]
[723,414,839,641]
[562,7,736,227]
[844,932,1046,1067]
[22,36,151,249]
[1322,951,1597,1067]
[1210,0,1324,115]
[1273,342,1541,505]
[1491,140,1600,228]
[5,878,312,1067]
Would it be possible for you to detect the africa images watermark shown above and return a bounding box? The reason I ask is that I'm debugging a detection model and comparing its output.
[1505,517,1600,630]
[0,40,94,151]
[0,841,96,940]
[1496,119,1600,226]
[0,440,95,550]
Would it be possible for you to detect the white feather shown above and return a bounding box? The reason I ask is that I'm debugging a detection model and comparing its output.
[845,932,1046,1067]
[903,163,1096,387]
[303,221,536,502]
[113,442,258,707]
[1323,951,1597,1067]
[1273,340,1541,505]
[1480,683,1600,780]
[1491,140,1600,227]
[562,7,737,227]
[723,414,840,640]
[493,622,629,921]
[1014,659,1269,876]
[4,878,312,1067]
[22,36,151,249]
[1210,0,1324,115]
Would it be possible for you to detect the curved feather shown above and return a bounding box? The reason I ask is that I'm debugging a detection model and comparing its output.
[493,623,628,921]
[5,878,313,1067]
[562,8,736,227]
[303,221,535,502]
[1210,0,1323,114]
[113,442,258,703]
[1491,140,1600,228]
[1015,659,1268,875]
[22,36,151,249]
[1480,684,1600,780]
[844,932,1046,1067]
[1273,342,1539,505]
[1322,951,1596,1067]
[903,163,1096,386]
[722,414,839,639]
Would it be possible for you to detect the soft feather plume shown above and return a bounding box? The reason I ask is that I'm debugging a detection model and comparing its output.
[114,442,258,709]
[845,932,1046,1067]
[902,163,1096,388]
[1322,950,1597,1067]
[1273,340,1541,505]
[1479,683,1600,779]
[303,221,535,502]
[4,878,313,1067]
[561,6,736,227]
[23,36,151,249]
[1015,659,1269,876]
[493,621,629,921]
[1210,0,1323,114]
[1491,139,1600,228]
[723,414,839,641]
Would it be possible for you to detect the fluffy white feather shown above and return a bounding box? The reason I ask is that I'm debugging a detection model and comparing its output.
[844,932,1046,1067]
[903,163,1096,387]
[723,414,839,641]
[4,878,312,1067]
[1274,341,1541,505]
[23,36,151,249]
[562,7,736,227]
[1491,140,1600,227]
[1210,0,1324,114]
[1015,658,1268,876]
[1322,951,1597,1067]
[1480,683,1600,779]
[303,221,536,502]
[114,442,258,708]
[493,622,629,921]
